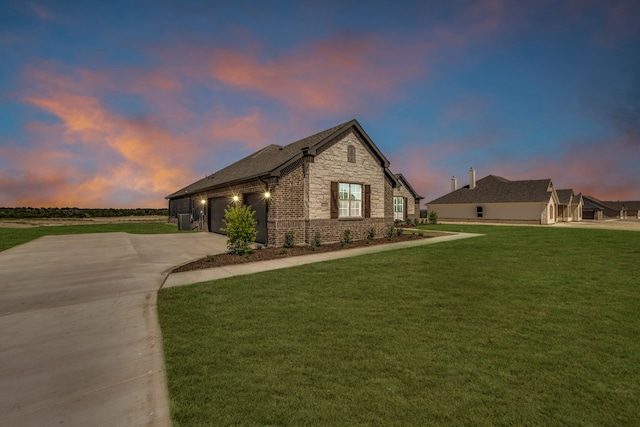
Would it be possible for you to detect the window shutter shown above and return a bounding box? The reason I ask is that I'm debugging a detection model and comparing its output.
[330,181,338,219]
[403,197,408,219]
[364,185,371,218]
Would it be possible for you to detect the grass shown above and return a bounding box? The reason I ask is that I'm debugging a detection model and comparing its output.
[157,225,640,426]
[0,223,181,252]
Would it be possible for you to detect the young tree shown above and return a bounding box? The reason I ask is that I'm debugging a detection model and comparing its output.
[222,205,257,256]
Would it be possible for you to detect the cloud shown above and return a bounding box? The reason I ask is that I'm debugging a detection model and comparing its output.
[592,0,640,46]
[27,2,55,21]
[204,35,429,114]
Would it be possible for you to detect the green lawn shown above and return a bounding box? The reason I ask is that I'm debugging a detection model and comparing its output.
[158,225,640,426]
[0,223,181,252]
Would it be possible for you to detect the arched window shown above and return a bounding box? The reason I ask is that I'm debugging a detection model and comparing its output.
[347,145,356,163]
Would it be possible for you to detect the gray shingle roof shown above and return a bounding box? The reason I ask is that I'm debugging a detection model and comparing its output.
[167,119,391,199]
[427,175,554,205]
[394,173,424,200]
[556,189,575,204]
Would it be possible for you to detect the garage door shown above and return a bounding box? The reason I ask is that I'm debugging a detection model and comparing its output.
[209,197,231,235]
[245,193,267,244]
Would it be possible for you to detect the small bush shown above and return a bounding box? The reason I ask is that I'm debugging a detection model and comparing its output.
[429,210,438,224]
[341,229,352,245]
[310,231,322,251]
[394,219,402,227]
[405,218,413,227]
[396,227,403,237]
[365,227,376,242]
[205,254,215,262]
[387,226,395,240]
[283,231,295,248]
[413,218,420,226]
[279,247,289,255]
[222,205,257,256]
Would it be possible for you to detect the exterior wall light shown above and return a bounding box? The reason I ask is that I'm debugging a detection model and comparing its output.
[232,195,240,202]
[264,191,271,199]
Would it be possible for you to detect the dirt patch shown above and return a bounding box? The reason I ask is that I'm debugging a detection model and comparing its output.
[0,216,169,228]
[173,231,447,273]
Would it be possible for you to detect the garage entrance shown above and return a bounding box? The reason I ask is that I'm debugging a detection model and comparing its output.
[245,193,267,244]
[209,197,231,235]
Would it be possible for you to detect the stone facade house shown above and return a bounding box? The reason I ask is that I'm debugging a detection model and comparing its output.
[393,174,423,221]
[166,119,418,246]
[556,189,583,222]
[426,169,560,225]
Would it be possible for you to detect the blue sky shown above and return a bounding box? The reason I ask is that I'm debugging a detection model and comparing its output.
[1,0,638,207]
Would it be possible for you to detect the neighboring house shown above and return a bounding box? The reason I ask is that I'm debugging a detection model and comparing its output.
[393,174,424,221]
[583,196,640,219]
[166,119,420,246]
[426,169,560,225]
[556,189,583,222]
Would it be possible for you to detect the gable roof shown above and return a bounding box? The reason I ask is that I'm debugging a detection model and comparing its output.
[427,175,555,205]
[167,119,392,199]
[556,189,575,205]
[394,173,424,200]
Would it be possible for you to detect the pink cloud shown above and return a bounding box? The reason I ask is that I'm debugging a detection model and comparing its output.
[204,36,430,113]
[592,0,640,46]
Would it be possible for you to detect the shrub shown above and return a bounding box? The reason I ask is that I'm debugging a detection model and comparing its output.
[310,232,322,251]
[429,210,438,224]
[365,227,376,242]
[341,229,352,245]
[396,227,403,237]
[386,226,395,240]
[394,219,402,227]
[283,230,295,248]
[205,254,215,262]
[222,205,257,256]
[405,218,413,227]
[279,247,289,255]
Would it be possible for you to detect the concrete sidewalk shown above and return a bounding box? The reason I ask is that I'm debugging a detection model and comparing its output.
[163,232,482,288]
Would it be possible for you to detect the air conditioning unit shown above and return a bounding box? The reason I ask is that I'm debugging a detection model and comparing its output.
[178,214,191,231]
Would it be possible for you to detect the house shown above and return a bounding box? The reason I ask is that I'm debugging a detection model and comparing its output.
[426,169,560,225]
[582,196,640,219]
[393,174,424,221]
[166,119,419,246]
[556,189,583,222]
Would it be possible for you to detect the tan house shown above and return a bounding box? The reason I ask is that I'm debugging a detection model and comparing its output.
[556,189,583,222]
[426,169,560,225]
[167,119,419,246]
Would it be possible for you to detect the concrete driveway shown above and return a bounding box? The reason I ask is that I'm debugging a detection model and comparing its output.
[0,232,227,426]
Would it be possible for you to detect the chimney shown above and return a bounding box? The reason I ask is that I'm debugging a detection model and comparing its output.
[469,167,476,190]
[451,176,457,192]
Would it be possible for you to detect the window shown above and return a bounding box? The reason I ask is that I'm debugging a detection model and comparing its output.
[347,145,356,163]
[339,183,362,217]
[394,196,404,220]
[476,206,483,218]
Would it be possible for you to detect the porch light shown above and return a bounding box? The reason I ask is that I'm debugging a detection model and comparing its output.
[200,199,206,205]
[232,195,240,202]
[264,191,271,199]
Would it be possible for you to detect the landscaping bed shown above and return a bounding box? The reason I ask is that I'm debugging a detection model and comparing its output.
[172,230,446,272]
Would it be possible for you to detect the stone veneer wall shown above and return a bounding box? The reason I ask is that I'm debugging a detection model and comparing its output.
[393,184,420,219]
[308,130,386,219]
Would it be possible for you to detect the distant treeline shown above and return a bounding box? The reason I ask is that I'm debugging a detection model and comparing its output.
[0,207,169,219]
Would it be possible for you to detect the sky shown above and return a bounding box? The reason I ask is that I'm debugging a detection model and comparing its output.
[1,0,639,208]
